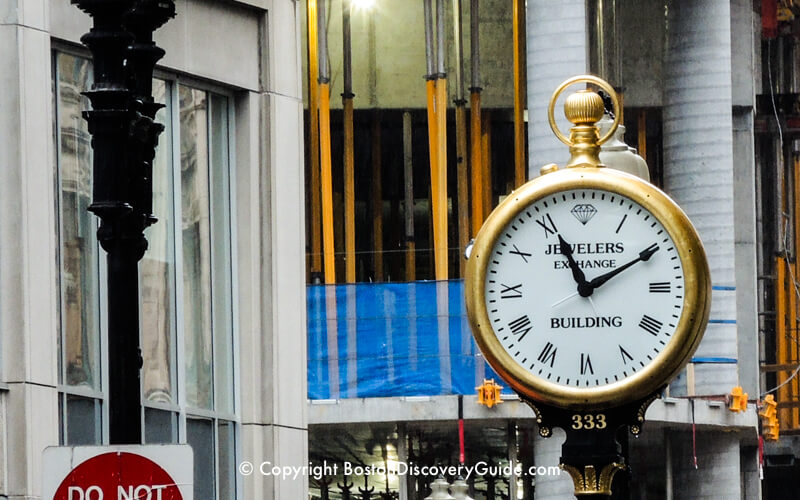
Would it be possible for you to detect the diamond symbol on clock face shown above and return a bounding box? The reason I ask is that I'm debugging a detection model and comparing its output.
[571,204,597,225]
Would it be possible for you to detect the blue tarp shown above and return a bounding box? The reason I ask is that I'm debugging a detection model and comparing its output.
[307,280,509,399]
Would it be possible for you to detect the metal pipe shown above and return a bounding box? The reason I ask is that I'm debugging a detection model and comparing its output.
[452,0,465,100]
[470,0,480,89]
[403,111,416,282]
[456,105,468,277]
[343,0,352,94]
[318,0,330,82]
[372,113,384,281]
[453,0,468,276]
[512,0,526,187]
[481,110,492,215]
[424,0,436,78]
[307,0,322,277]
[436,0,446,76]
[638,109,647,164]
[343,0,356,283]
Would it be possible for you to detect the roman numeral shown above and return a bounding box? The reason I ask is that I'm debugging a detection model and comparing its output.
[619,345,634,364]
[537,342,557,368]
[509,244,532,263]
[639,315,663,336]
[649,282,671,293]
[500,283,523,299]
[580,353,594,375]
[535,214,558,238]
[508,315,532,341]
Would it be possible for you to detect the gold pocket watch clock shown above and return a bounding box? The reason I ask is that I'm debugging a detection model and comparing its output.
[465,76,711,410]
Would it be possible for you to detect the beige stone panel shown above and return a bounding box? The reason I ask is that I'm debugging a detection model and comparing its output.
[266,93,307,428]
[5,383,58,498]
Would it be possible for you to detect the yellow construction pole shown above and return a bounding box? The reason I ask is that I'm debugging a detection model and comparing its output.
[343,98,355,283]
[470,92,483,236]
[778,256,788,429]
[306,0,322,277]
[469,0,483,237]
[342,0,356,283]
[433,74,449,280]
[318,82,336,284]
[793,155,800,427]
[433,0,449,280]
[512,0,526,187]
[426,79,440,214]
[317,0,335,284]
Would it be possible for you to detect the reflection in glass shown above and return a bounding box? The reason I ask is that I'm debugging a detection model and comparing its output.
[142,79,176,404]
[66,395,102,445]
[218,420,236,498]
[188,417,216,498]
[210,94,234,414]
[56,53,100,390]
[180,87,214,410]
[144,407,178,444]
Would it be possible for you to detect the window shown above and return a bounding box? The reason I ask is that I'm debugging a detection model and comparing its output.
[53,51,238,499]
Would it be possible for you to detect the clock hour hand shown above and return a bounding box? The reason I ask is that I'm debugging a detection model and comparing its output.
[557,234,588,287]
[585,243,660,292]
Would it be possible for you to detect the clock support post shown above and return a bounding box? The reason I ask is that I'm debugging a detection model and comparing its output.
[520,390,660,498]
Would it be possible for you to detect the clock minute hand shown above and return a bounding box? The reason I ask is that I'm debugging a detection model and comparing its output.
[587,243,660,291]
[557,234,588,286]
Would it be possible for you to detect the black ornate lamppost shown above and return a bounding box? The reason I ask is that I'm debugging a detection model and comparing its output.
[71,0,175,444]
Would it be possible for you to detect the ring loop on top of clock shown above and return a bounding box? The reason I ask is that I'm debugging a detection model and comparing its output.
[547,75,621,147]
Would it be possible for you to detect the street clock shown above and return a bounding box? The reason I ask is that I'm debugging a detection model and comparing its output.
[465,76,711,411]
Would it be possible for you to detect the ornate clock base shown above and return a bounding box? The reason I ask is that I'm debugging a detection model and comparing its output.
[561,462,626,497]
[519,390,661,499]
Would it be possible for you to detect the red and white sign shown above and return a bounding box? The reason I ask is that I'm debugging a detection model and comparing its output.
[43,445,193,500]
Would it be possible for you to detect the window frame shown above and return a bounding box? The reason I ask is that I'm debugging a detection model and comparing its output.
[53,47,242,498]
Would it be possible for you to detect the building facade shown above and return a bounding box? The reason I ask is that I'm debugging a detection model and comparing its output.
[0,0,308,498]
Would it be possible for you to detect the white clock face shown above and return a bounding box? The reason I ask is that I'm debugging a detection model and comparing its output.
[484,188,685,389]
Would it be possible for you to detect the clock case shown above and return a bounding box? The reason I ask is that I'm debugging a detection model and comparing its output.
[465,165,712,410]
[465,77,712,413]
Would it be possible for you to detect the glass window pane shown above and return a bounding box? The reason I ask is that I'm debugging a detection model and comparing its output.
[66,395,101,445]
[144,407,178,444]
[142,79,177,404]
[179,86,214,410]
[56,52,100,390]
[217,420,236,498]
[187,417,215,499]
[210,94,234,414]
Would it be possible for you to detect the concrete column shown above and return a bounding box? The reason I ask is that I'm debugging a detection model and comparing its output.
[670,431,742,500]
[238,3,308,498]
[532,429,574,499]
[663,0,738,394]
[731,0,761,400]
[526,0,588,173]
[627,429,667,499]
[0,1,60,497]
